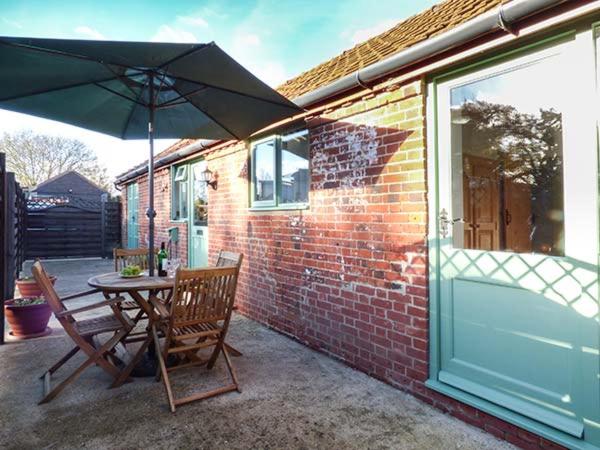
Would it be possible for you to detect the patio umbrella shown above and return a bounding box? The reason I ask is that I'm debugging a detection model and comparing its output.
[0,36,301,274]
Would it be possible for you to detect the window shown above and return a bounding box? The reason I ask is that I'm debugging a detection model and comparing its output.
[251,129,309,208]
[171,164,188,220]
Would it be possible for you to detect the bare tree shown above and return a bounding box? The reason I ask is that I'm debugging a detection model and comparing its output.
[0,130,110,190]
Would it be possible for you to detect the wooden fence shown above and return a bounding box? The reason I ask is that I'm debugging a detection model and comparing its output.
[1,153,28,345]
[26,195,121,260]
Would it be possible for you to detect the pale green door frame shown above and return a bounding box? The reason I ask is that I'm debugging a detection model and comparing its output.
[188,160,209,268]
[427,27,600,450]
[126,182,139,248]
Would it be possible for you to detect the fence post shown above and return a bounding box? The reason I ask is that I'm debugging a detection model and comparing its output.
[100,193,107,258]
[5,173,17,300]
[0,154,6,345]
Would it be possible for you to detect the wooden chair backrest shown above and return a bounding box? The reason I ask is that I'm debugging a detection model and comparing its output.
[31,261,70,325]
[215,250,243,270]
[170,266,239,329]
[114,248,158,272]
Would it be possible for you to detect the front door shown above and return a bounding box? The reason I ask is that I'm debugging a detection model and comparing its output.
[188,161,208,267]
[126,182,139,248]
[432,33,600,442]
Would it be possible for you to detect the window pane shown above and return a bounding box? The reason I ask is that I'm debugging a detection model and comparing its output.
[172,168,188,220]
[192,163,208,225]
[254,140,275,202]
[281,130,309,204]
[450,59,564,256]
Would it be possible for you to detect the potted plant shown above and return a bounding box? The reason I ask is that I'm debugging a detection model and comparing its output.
[4,297,52,339]
[16,274,56,298]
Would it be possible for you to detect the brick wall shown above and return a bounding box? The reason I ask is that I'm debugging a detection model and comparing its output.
[122,77,565,450]
[122,167,189,264]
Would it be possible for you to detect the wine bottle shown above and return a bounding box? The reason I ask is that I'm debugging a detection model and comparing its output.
[158,242,168,277]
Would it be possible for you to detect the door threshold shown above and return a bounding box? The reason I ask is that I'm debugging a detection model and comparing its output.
[426,379,598,450]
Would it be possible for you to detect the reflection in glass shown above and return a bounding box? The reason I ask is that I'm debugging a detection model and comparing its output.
[172,166,188,220]
[254,140,275,202]
[281,130,309,204]
[192,163,208,225]
[450,59,564,256]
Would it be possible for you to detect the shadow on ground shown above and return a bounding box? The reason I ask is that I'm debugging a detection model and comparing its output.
[0,259,515,450]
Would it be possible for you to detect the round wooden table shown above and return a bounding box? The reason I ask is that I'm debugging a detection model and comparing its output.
[88,272,174,319]
[87,272,174,384]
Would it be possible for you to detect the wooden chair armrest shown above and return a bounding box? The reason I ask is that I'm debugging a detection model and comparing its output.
[61,289,101,302]
[149,296,170,319]
[56,296,126,318]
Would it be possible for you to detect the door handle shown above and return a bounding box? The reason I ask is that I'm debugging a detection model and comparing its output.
[439,208,465,238]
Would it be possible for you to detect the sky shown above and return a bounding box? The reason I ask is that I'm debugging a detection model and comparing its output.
[0,0,438,180]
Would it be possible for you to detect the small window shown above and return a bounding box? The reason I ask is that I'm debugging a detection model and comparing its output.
[171,164,188,220]
[251,129,309,208]
[174,166,187,182]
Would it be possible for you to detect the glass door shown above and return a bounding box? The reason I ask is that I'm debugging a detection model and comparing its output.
[433,33,599,440]
[188,161,208,267]
[126,183,139,248]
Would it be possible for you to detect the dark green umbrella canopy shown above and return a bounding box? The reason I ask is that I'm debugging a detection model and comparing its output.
[0,36,302,273]
[0,36,301,140]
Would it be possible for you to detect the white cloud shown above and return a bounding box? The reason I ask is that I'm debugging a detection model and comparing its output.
[345,18,398,46]
[2,18,22,29]
[74,26,106,40]
[151,25,198,43]
[234,33,261,47]
[177,15,209,28]
[241,60,287,88]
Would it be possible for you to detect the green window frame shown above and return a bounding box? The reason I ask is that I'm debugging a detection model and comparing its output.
[171,164,188,221]
[250,129,310,210]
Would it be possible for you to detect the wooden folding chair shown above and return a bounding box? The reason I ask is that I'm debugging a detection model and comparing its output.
[150,265,241,412]
[215,250,244,357]
[31,261,134,404]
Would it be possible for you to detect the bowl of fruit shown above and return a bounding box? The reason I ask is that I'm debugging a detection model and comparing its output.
[120,265,143,278]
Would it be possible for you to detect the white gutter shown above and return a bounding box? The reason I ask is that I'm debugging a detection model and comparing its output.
[116,0,567,185]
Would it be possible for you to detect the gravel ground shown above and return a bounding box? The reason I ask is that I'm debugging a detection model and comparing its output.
[0,259,516,450]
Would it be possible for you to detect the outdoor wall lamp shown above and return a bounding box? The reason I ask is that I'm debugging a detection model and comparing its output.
[200,167,218,190]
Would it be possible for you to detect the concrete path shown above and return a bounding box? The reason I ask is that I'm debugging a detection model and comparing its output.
[0,259,515,450]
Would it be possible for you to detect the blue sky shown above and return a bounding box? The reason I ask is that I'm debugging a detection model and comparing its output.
[0,0,438,179]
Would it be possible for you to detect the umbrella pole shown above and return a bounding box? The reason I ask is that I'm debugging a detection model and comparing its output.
[147,74,156,276]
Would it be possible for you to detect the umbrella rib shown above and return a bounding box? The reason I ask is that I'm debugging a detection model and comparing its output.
[0,75,119,102]
[169,74,301,111]
[100,62,144,99]
[173,85,242,140]
[121,86,147,139]
[93,82,146,106]
[156,86,209,109]
[157,42,212,70]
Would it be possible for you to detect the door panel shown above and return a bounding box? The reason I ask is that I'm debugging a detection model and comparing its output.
[188,161,208,268]
[127,183,139,248]
[435,35,599,442]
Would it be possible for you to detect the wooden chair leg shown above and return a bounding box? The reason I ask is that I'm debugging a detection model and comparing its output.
[110,335,151,389]
[206,343,222,370]
[39,356,96,404]
[41,346,79,377]
[222,347,241,393]
[224,342,242,357]
[39,330,127,404]
[152,324,176,412]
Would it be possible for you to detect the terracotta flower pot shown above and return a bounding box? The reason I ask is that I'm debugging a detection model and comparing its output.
[4,300,52,339]
[16,276,56,298]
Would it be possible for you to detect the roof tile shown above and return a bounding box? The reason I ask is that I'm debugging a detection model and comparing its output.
[276,0,505,99]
